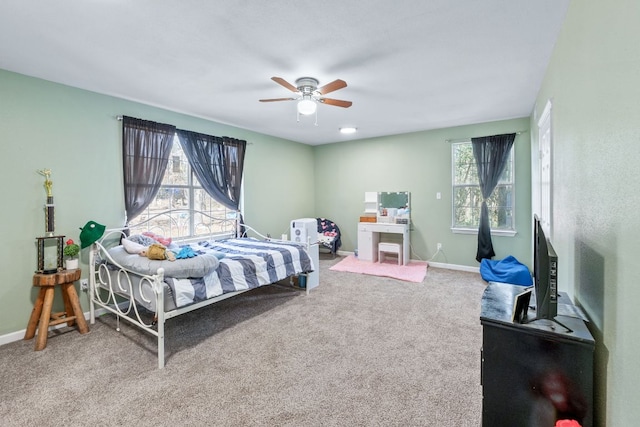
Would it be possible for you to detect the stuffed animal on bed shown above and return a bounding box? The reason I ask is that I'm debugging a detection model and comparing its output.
[139,243,176,262]
[175,246,198,259]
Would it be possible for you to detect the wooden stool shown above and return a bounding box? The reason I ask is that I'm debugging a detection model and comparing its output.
[24,269,89,351]
[378,242,402,265]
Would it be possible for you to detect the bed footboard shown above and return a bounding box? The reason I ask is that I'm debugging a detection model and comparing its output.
[89,232,168,368]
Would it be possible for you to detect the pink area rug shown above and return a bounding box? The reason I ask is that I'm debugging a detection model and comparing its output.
[329,255,428,283]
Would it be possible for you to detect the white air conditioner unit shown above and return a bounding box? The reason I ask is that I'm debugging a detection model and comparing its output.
[290,218,320,292]
[290,218,317,244]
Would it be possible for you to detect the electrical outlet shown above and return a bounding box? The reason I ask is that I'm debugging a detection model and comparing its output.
[80,279,88,291]
[437,243,442,251]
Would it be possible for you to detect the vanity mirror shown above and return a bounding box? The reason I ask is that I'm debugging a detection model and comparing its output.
[378,191,410,224]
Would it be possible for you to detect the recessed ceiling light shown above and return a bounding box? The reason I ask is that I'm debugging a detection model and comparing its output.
[339,127,357,134]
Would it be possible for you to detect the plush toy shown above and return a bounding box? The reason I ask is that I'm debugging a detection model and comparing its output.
[175,246,198,259]
[140,243,176,262]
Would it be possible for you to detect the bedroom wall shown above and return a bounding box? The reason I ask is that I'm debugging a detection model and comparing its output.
[530,0,640,424]
[0,69,315,337]
[313,117,532,268]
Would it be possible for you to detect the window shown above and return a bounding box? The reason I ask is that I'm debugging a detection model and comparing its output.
[129,135,237,239]
[451,141,515,234]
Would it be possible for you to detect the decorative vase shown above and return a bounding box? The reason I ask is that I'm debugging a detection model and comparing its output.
[65,258,79,270]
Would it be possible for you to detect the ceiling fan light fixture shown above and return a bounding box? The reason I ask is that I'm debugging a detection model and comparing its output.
[297,98,317,115]
[340,127,357,134]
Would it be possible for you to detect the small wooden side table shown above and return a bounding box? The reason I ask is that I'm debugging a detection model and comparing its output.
[24,269,89,351]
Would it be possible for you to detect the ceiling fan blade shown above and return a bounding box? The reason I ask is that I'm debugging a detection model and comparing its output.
[317,79,347,95]
[259,97,297,102]
[319,98,352,108]
[271,77,298,93]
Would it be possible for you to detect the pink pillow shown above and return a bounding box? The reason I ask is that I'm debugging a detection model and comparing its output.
[142,231,172,247]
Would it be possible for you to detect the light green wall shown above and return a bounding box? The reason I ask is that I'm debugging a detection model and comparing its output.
[3,2,635,420]
[531,0,640,424]
[313,117,532,267]
[0,68,533,340]
[0,69,314,336]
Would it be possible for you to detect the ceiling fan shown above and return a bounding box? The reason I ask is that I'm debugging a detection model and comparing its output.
[259,76,352,116]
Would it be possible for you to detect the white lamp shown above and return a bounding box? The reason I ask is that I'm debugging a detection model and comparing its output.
[297,98,317,115]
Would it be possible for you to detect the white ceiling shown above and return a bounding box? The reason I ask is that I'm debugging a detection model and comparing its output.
[0,0,569,145]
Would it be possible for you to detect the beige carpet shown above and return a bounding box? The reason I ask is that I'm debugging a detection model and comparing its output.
[0,255,486,427]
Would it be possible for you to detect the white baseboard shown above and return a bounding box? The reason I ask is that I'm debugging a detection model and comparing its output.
[0,305,112,347]
[0,329,28,346]
[427,261,480,273]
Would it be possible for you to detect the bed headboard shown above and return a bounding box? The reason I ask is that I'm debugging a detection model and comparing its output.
[126,209,243,243]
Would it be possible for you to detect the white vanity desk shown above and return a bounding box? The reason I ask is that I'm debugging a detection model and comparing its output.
[357,222,410,265]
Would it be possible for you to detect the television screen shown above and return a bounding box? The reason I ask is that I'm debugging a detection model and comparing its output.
[533,215,558,320]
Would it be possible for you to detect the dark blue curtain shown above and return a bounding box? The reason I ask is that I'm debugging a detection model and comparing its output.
[176,129,246,210]
[472,133,516,262]
[122,116,175,223]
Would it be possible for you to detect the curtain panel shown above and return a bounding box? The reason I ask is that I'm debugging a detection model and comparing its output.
[471,133,516,262]
[176,129,246,211]
[122,116,176,223]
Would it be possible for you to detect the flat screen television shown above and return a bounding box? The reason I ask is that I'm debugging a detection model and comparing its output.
[533,215,558,319]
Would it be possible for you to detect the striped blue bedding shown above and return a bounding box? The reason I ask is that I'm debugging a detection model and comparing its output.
[164,238,314,308]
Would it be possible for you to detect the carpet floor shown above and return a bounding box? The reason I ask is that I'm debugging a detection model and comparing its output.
[0,254,486,427]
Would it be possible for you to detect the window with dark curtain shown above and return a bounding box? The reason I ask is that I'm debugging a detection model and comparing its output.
[176,129,246,210]
[122,116,176,223]
[472,133,516,262]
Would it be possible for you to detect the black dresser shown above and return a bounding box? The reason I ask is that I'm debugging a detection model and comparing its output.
[480,282,594,427]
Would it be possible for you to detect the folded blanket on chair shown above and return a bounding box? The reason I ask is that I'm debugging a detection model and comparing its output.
[316,218,342,254]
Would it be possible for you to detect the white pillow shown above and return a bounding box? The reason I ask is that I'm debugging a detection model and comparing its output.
[122,238,146,254]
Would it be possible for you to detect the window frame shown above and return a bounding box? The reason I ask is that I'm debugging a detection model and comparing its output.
[128,135,240,241]
[450,140,517,237]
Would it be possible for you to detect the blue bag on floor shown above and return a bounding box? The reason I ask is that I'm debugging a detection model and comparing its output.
[480,255,533,286]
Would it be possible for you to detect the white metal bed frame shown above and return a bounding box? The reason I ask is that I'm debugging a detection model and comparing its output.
[88,211,315,369]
